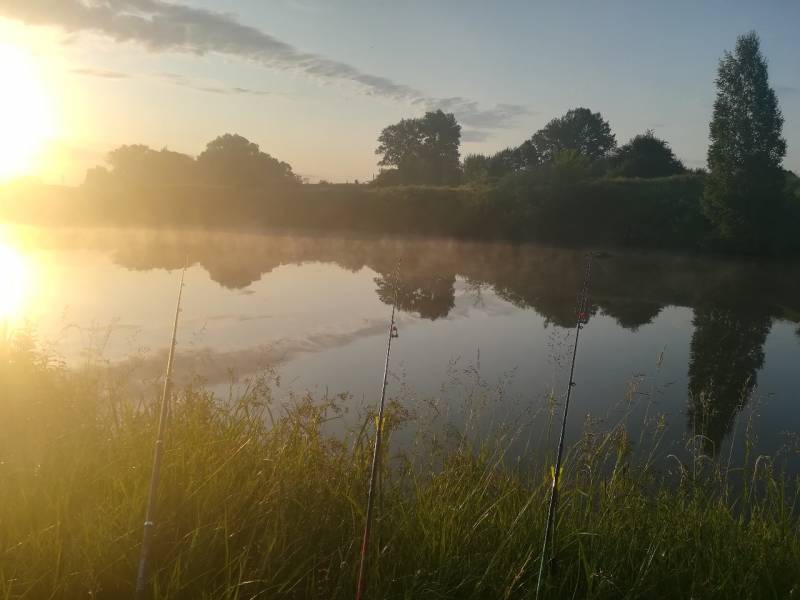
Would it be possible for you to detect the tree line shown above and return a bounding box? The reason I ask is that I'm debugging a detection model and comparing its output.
[373,31,795,253]
[374,108,686,186]
[85,133,301,189]
[79,31,797,254]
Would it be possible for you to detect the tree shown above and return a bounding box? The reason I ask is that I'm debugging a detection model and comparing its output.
[462,141,539,183]
[531,108,616,162]
[787,170,800,206]
[703,31,787,249]
[513,139,541,171]
[488,142,540,177]
[462,153,490,183]
[376,110,461,185]
[539,149,593,184]
[106,144,157,181]
[418,109,462,184]
[611,130,685,178]
[83,165,112,187]
[106,144,196,185]
[197,134,299,187]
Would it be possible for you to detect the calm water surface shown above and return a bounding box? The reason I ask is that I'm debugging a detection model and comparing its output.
[2,225,799,465]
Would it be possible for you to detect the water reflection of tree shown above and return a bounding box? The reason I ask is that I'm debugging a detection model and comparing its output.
[62,228,800,330]
[374,273,456,320]
[599,300,662,331]
[687,307,771,453]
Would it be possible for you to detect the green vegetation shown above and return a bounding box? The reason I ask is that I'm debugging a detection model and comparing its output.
[0,173,712,250]
[460,107,617,185]
[609,130,686,179]
[462,140,539,183]
[375,109,462,185]
[531,107,617,162]
[3,334,800,599]
[704,31,788,252]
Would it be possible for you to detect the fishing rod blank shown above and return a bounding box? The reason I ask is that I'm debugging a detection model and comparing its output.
[355,270,400,600]
[535,254,593,598]
[135,267,186,600]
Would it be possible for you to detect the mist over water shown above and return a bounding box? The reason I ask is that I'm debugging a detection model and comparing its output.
[3,224,800,467]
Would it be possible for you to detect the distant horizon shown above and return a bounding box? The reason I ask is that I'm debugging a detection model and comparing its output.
[0,1,798,184]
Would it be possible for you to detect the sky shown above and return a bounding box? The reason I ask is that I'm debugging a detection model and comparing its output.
[0,0,798,184]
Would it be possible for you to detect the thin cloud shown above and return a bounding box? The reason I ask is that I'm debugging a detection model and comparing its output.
[419,98,531,129]
[157,72,273,97]
[70,67,276,97]
[0,0,529,133]
[776,84,798,96]
[71,67,129,79]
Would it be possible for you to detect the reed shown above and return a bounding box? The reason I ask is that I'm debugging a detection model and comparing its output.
[1,335,799,599]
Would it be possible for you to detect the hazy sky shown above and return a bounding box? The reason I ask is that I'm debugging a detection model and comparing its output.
[1,0,798,183]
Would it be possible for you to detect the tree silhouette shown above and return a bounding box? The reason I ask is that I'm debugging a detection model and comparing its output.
[611,130,685,178]
[376,110,461,185]
[704,31,786,250]
[106,145,196,185]
[197,134,299,187]
[462,141,540,183]
[531,108,616,162]
[491,143,539,176]
[83,165,112,187]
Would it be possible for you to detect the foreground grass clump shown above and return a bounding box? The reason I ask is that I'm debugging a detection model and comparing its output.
[1,338,799,599]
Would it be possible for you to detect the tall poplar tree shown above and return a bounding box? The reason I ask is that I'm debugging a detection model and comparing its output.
[704,31,786,250]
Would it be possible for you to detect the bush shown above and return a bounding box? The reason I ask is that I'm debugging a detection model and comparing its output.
[487,172,708,247]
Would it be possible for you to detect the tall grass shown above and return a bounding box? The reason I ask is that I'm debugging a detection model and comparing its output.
[1,334,799,599]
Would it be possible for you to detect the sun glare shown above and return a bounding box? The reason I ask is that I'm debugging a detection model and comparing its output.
[0,44,54,180]
[0,242,31,323]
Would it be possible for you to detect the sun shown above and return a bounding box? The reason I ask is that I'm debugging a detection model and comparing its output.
[0,242,32,323]
[0,44,54,180]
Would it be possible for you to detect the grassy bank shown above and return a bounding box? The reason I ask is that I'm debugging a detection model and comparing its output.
[1,337,800,599]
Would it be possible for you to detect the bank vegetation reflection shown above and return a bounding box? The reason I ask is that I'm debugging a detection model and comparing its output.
[23,228,800,451]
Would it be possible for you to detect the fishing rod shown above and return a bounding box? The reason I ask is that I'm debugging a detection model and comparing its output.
[535,253,594,598]
[355,265,401,600]
[135,267,186,600]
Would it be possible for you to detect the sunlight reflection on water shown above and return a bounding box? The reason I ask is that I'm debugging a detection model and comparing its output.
[0,238,33,326]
